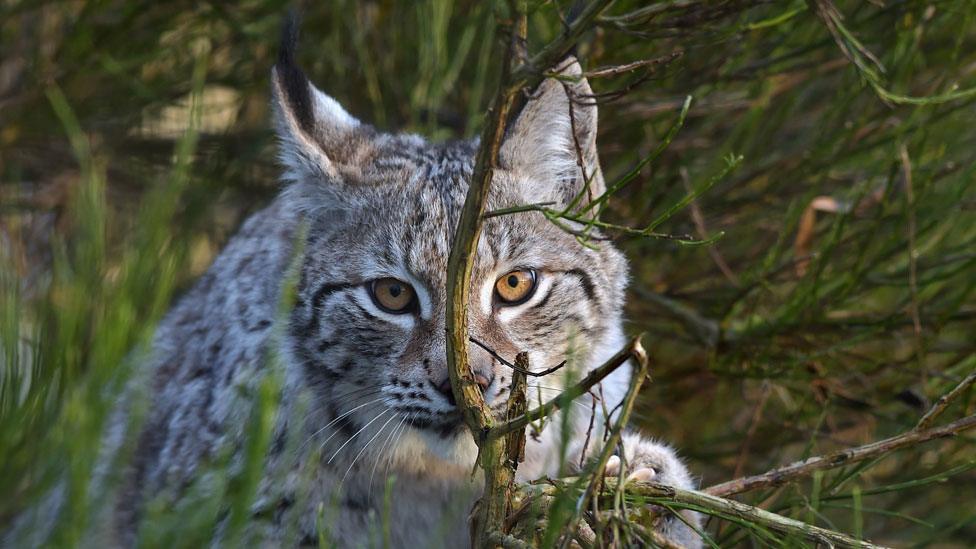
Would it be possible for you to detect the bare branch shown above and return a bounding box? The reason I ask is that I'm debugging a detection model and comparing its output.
[445,5,525,435]
[473,353,531,547]
[917,372,976,430]
[505,354,530,471]
[446,0,616,433]
[705,413,976,498]
[618,481,889,548]
[509,1,617,86]
[444,4,621,547]
[578,52,683,79]
[522,476,890,548]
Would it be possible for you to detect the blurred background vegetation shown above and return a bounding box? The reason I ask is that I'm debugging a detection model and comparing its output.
[2,0,975,546]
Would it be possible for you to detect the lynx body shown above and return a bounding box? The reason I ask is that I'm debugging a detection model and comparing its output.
[17,21,701,549]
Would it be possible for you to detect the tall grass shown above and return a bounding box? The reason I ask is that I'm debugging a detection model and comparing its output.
[1,0,975,546]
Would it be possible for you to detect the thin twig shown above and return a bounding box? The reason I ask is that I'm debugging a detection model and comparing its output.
[899,144,924,368]
[579,391,598,470]
[578,52,683,79]
[481,202,717,245]
[705,413,976,498]
[508,1,617,86]
[680,166,740,286]
[732,382,771,479]
[483,201,556,218]
[470,336,566,377]
[619,481,888,548]
[917,372,976,430]
[523,478,888,548]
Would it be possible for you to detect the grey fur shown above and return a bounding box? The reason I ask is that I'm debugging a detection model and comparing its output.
[12,41,702,549]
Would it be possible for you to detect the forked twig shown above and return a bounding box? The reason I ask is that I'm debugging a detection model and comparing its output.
[446,0,616,437]
[568,480,887,548]
[446,3,617,546]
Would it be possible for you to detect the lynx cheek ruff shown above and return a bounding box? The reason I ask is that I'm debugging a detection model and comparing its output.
[94,13,700,548]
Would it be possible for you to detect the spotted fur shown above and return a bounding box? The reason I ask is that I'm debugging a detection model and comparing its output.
[104,22,701,548]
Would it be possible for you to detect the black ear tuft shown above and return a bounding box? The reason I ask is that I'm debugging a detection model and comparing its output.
[276,9,314,134]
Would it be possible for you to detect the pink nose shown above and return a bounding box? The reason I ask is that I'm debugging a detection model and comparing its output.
[435,373,492,406]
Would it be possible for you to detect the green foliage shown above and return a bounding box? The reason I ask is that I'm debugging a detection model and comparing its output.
[1,0,974,546]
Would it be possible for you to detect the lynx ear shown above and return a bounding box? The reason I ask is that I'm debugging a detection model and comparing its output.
[500,57,604,207]
[271,14,366,187]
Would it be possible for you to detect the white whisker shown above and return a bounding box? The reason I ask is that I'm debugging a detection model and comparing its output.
[315,402,388,455]
[301,395,386,450]
[327,408,389,464]
[341,411,400,487]
[383,417,413,478]
[369,413,407,500]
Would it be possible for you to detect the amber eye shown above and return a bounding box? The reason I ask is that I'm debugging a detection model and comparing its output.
[494,269,538,305]
[369,278,417,314]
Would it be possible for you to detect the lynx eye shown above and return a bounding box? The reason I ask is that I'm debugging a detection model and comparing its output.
[494,269,538,305]
[369,278,417,314]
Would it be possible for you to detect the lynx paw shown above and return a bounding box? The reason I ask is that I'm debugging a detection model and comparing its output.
[603,432,694,490]
[603,432,702,548]
[604,454,657,483]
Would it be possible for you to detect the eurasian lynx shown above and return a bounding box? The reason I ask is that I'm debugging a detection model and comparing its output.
[33,19,701,548]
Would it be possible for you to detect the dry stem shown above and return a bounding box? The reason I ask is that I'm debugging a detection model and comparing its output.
[705,413,976,498]
[916,371,976,430]
[445,0,616,435]
[521,479,888,548]
[445,4,617,546]
[614,481,888,548]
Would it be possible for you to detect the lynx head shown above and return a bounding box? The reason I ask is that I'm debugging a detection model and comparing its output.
[275,20,629,476]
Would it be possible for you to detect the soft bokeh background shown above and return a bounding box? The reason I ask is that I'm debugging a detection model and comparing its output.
[2,1,975,546]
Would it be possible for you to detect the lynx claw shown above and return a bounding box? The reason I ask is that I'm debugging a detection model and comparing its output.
[626,467,657,483]
[603,455,657,483]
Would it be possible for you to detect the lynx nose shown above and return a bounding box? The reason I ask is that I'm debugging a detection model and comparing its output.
[435,373,493,406]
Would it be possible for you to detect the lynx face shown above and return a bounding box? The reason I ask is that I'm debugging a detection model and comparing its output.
[275,42,629,470]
